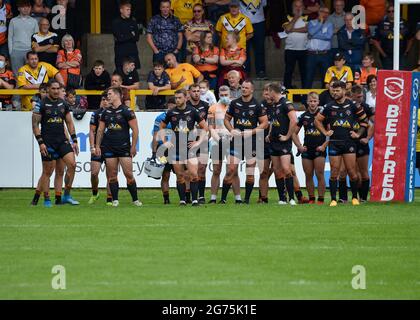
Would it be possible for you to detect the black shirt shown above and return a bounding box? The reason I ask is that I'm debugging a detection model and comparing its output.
[352,102,375,139]
[298,109,326,147]
[267,97,294,141]
[226,97,265,131]
[100,105,136,147]
[187,99,209,121]
[374,17,411,55]
[318,98,368,142]
[163,105,203,145]
[31,32,59,66]
[84,70,111,109]
[34,97,69,144]
[112,15,140,68]
[260,100,272,138]
[90,107,105,145]
[118,69,139,87]
[319,90,334,108]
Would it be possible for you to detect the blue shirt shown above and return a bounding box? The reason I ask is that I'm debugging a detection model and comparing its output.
[146,14,183,53]
[153,112,172,145]
[307,19,333,51]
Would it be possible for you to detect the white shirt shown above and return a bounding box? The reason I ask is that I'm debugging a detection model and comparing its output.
[285,16,308,51]
[200,90,217,106]
[365,90,376,109]
[240,0,267,24]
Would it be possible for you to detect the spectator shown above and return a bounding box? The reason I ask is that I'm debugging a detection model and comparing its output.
[305,6,333,89]
[303,0,320,20]
[282,0,308,89]
[56,33,82,88]
[0,54,15,111]
[110,73,131,107]
[360,0,386,36]
[171,0,203,25]
[318,76,338,107]
[215,0,253,50]
[203,0,229,24]
[240,0,267,79]
[112,0,140,71]
[365,74,377,109]
[337,12,366,73]
[0,0,12,58]
[65,87,88,112]
[31,0,50,22]
[354,53,377,86]
[416,22,420,66]
[199,79,216,105]
[184,3,213,54]
[192,30,219,90]
[327,0,345,60]
[165,52,203,90]
[371,3,410,70]
[8,1,39,76]
[226,70,241,99]
[118,56,140,91]
[49,0,78,45]
[324,52,354,90]
[84,60,111,110]
[30,82,48,108]
[31,17,59,66]
[219,31,246,87]
[17,51,64,111]
[147,0,184,63]
[146,61,171,110]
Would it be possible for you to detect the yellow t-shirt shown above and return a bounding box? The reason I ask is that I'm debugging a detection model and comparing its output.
[215,13,254,49]
[416,109,420,152]
[171,0,202,24]
[324,66,354,85]
[17,62,59,111]
[165,63,202,90]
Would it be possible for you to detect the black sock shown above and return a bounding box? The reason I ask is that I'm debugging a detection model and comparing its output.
[199,179,205,198]
[32,192,41,205]
[295,189,303,200]
[350,180,359,200]
[317,196,324,202]
[190,181,199,202]
[109,182,119,201]
[163,191,169,201]
[55,195,62,204]
[92,189,98,196]
[339,179,348,201]
[185,190,191,202]
[177,182,186,202]
[329,179,337,201]
[275,179,286,201]
[221,182,231,201]
[259,190,262,199]
[286,177,294,200]
[106,196,112,203]
[245,182,254,202]
[127,182,138,202]
[310,196,316,201]
[361,179,370,201]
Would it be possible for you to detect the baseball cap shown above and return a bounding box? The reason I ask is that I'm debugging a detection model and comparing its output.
[229,0,240,7]
[334,52,345,61]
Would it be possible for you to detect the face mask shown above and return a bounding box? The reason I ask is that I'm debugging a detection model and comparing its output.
[0,61,5,68]
[219,96,231,105]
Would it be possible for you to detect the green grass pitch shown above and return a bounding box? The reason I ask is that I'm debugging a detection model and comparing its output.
[1,188,420,299]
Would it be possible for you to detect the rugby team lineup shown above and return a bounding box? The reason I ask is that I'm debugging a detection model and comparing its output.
[30,79,379,208]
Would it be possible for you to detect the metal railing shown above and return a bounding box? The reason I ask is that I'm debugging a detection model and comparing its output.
[0,88,327,111]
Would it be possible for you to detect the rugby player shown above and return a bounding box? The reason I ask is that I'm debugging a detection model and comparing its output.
[207,86,241,204]
[295,92,327,204]
[187,84,210,204]
[315,80,368,206]
[223,80,268,204]
[31,79,79,207]
[159,89,209,206]
[89,92,112,205]
[266,83,298,205]
[95,87,142,207]
[152,97,176,204]
[351,85,375,202]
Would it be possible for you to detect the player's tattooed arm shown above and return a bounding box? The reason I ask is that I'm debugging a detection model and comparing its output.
[129,119,139,157]
[95,121,105,150]
[32,113,42,137]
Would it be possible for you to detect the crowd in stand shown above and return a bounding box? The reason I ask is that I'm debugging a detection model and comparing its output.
[0,0,419,111]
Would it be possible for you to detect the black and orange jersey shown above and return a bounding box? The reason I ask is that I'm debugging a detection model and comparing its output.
[298,109,326,147]
[226,97,265,131]
[100,105,136,147]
